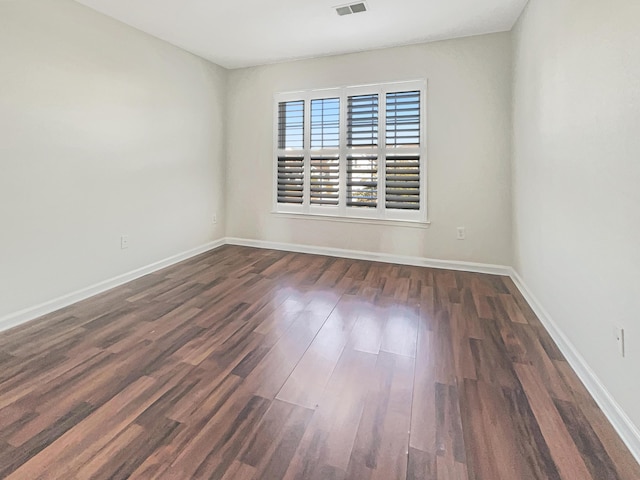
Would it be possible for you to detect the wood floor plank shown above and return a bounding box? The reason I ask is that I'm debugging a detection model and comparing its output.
[514,363,593,480]
[552,360,640,480]
[370,352,414,480]
[283,347,377,479]
[461,379,543,480]
[409,313,437,465]
[242,399,315,479]
[0,245,636,479]
[407,447,436,480]
[276,296,359,408]
[6,375,159,479]
[380,304,419,358]
[346,351,414,480]
[348,309,385,355]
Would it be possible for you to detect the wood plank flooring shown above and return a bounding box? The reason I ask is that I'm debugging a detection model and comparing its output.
[0,245,638,479]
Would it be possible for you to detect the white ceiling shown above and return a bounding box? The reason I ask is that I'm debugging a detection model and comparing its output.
[75,0,529,69]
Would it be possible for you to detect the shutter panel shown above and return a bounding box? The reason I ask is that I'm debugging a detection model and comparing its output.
[347,94,378,208]
[277,100,305,205]
[311,98,340,149]
[310,155,339,205]
[385,154,420,210]
[385,91,421,210]
[278,100,304,150]
[347,94,378,147]
[277,155,304,204]
[347,155,378,207]
[310,98,340,206]
[385,91,420,147]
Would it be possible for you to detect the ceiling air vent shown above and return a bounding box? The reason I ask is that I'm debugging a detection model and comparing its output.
[335,2,368,16]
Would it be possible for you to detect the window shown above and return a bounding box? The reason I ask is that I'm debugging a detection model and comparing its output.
[275,80,427,223]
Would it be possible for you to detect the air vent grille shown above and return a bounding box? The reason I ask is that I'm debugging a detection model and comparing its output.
[335,2,368,16]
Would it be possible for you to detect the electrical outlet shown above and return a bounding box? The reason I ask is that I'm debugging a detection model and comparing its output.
[457,227,466,240]
[212,214,218,225]
[615,326,625,357]
[120,235,129,250]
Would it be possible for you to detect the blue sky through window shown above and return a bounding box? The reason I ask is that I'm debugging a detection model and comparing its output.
[278,100,304,149]
[311,98,340,149]
[386,91,420,147]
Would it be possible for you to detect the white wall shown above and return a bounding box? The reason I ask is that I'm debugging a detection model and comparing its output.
[226,34,513,266]
[0,0,227,319]
[512,0,640,431]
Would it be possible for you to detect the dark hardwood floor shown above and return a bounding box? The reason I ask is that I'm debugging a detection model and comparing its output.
[0,245,638,479]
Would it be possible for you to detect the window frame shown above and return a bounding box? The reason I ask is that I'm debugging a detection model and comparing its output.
[273,80,428,224]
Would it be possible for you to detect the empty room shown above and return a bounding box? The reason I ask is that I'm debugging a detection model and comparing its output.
[0,0,638,478]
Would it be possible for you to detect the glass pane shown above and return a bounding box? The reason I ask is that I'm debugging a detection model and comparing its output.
[386,91,420,147]
[347,94,378,147]
[311,98,340,149]
[347,155,377,208]
[278,100,304,149]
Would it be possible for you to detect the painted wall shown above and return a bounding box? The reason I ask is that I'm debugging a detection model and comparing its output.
[0,0,227,319]
[512,0,640,430]
[226,34,513,266]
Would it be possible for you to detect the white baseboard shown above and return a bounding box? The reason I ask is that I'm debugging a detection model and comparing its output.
[509,269,640,465]
[225,237,512,277]
[0,239,226,333]
[0,238,510,334]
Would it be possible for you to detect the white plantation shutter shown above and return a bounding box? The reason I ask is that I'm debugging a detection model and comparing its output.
[347,94,378,147]
[347,94,379,209]
[385,91,421,210]
[385,154,420,209]
[274,81,426,222]
[277,100,305,205]
[311,98,340,149]
[347,154,378,207]
[277,155,304,204]
[310,98,340,206]
[278,100,304,149]
[385,91,420,147]
[310,155,340,205]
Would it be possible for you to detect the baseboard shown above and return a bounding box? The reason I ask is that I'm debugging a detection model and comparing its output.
[0,239,226,333]
[1,236,509,333]
[509,269,640,464]
[225,237,512,277]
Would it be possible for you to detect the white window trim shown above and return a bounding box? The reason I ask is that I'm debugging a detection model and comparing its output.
[273,79,428,224]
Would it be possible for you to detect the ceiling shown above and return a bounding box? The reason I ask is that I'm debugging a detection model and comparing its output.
[75,0,529,69]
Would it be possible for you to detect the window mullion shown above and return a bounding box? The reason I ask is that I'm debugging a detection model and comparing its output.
[303,96,311,212]
[378,88,386,219]
[339,93,347,216]
[421,84,428,221]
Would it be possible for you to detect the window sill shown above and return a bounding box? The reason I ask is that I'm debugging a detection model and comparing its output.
[271,211,431,229]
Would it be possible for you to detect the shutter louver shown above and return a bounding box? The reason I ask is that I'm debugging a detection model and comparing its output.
[347,94,378,208]
[277,100,305,205]
[347,155,378,207]
[277,155,304,204]
[309,98,340,206]
[385,91,421,210]
[386,91,421,147]
[311,98,340,149]
[385,154,420,210]
[278,100,304,149]
[347,94,378,147]
[310,155,340,205]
